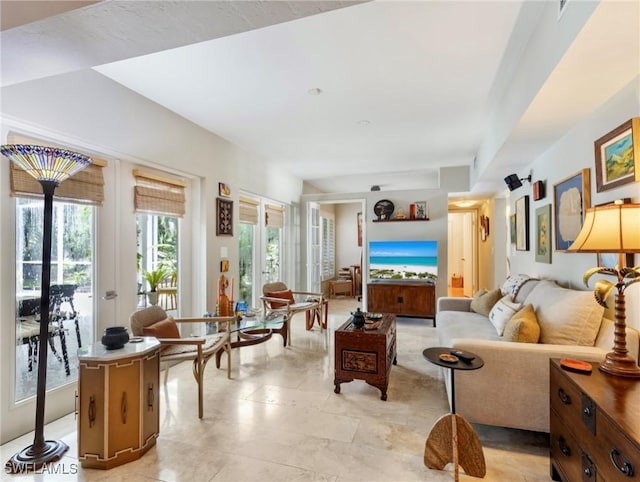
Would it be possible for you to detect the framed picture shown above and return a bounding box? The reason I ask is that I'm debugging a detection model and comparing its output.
[535,204,552,264]
[480,215,490,242]
[515,195,530,251]
[415,201,428,219]
[509,214,516,244]
[218,182,231,197]
[594,118,639,192]
[220,259,229,272]
[357,212,363,247]
[216,197,233,236]
[532,180,545,201]
[553,168,590,251]
[597,253,634,269]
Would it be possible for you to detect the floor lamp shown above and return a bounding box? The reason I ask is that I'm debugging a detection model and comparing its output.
[2,144,92,473]
[567,200,640,378]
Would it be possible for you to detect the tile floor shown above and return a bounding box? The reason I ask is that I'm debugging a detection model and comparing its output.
[1,298,550,481]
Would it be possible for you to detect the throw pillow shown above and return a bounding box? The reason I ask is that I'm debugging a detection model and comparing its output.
[142,316,180,339]
[524,280,604,346]
[501,274,531,297]
[503,304,540,343]
[265,289,295,309]
[488,295,522,335]
[469,288,502,316]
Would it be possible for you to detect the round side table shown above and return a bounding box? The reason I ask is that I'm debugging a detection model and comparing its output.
[423,347,486,480]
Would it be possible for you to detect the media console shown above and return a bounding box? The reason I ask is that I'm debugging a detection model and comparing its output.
[367,281,435,320]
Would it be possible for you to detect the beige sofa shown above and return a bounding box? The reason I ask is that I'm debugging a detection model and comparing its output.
[436,278,640,433]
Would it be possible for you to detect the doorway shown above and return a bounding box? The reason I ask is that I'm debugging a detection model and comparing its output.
[447,211,477,297]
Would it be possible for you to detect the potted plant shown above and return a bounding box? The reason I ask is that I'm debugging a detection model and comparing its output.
[144,266,168,305]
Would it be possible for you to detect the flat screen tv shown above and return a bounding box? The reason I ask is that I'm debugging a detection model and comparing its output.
[369,240,437,282]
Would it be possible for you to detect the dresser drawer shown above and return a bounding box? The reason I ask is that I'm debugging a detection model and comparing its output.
[551,408,584,482]
[593,416,639,482]
[550,365,586,433]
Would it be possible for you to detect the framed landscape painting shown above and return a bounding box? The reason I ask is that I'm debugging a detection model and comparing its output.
[553,168,590,251]
[594,118,639,192]
[535,204,552,264]
[515,195,529,251]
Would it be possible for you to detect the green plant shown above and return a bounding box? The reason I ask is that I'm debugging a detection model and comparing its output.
[144,266,168,292]
[583,265,640,307]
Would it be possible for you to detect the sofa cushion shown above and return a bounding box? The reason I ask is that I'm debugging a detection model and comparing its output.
[488,295,522,335]
[436,310,501,347]
[503,304,540,343]
[142,316,180,339]
[524,280,604,346]
[265,289,295,308]
[470,288,502,316]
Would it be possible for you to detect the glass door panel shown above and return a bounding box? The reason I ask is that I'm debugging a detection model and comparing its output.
[15,199,95,402]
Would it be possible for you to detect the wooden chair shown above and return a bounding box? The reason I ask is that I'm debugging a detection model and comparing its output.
[261,282,324,345]
[129,305,233,419]
[157,271,177,311]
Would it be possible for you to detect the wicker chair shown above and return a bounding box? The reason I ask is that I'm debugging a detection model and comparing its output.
[261,282,324,345]
[129,305,233,418]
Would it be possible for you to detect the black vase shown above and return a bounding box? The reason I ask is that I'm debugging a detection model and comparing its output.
[101,326,130,350]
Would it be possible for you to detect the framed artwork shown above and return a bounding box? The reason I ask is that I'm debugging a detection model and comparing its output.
[414,201,428,219]
[509,214,516,244]
[597,253,634,269]
[216,197,233,236]
[220,259,229,272]
[594,118,639,192]
[515,195,530,251]
[535,204,552,264]
[480,215,490,242]
[357,212,363,247]
[218,182,231,197]
[553,168,590,251]
[532,180,545,201]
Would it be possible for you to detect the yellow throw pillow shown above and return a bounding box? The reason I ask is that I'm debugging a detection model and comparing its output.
[469,288,502,316]
[503,304,540,343]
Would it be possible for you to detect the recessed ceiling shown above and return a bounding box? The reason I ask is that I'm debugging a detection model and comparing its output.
[2,0,639,196]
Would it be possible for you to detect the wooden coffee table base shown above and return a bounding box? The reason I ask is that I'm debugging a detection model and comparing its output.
[424,413,486,479]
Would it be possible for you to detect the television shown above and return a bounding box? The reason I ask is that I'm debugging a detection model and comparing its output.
[368,240,437,282]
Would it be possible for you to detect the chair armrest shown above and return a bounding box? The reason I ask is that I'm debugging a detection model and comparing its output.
[437,297,472,313]
[158,337,206,345]
[175,316,234,324]
[292,291,323,299]
[260,296,293,306]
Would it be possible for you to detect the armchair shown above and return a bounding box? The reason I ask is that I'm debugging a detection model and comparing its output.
[261,282,324,345]
[129,305,233,418]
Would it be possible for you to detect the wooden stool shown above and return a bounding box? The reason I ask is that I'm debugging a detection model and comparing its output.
[330,280,352,298]
[306,299,328,330]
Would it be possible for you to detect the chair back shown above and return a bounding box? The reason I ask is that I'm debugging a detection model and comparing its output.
[130,305,169,336]
[263,282,288,294]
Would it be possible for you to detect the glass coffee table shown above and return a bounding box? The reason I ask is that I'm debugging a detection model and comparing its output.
[213,311,289,366]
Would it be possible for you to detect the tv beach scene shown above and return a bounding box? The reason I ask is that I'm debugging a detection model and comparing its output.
[369,240,438,282]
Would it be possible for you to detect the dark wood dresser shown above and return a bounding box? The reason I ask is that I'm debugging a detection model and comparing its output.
[334,313,397,400]
[550,358,640,482]
[367,282,435,319]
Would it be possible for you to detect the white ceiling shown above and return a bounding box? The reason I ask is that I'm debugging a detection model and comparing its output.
[2,0,639,197]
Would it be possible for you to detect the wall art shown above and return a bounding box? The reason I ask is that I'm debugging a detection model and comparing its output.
[535,204,552,264]
[515,195,530,251]
[553,168,590,251]
[594,118,639,192]
[216,197,233,236]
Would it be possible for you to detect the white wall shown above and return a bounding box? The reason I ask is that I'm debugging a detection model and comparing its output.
[335,202,362,271]
[508,78,640,331]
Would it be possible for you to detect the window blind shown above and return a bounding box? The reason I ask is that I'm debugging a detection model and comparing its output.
[239,196,259,224]
[265,203,284,228]
[133,169,186,217]
[7,134,106,205]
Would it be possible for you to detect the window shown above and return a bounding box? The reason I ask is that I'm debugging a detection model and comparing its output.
[321,216,335,280]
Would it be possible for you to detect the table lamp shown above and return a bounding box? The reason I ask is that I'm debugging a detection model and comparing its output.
[1,144,92,472]
[567,200,640,378]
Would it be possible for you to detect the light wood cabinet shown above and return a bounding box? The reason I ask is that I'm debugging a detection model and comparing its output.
[77,338,160,469]
[367,282,435,319]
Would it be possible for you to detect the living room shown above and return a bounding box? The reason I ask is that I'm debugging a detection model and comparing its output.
[1,1,639,480]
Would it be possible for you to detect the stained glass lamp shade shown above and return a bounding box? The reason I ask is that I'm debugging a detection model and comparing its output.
[1,144,92,473]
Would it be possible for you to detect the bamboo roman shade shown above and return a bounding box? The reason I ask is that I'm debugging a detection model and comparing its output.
[266,203,284,228]
[239,196,259,224]
[133,169,186,217]
[7,134,106,205]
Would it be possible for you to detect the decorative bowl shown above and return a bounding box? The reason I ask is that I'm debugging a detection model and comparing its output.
[101,326,129,350]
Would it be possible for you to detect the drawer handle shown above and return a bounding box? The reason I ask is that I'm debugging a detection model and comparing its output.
[557,388,571,405]
[610,448,634,477]
[583,407,593,417]
[88,395,96,428]
[121,391,128,424]
[557,436,571,456]
[147,383,154,410]
[584,466,593,478]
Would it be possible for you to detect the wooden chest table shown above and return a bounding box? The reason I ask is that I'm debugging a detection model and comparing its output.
[334,313,397,400]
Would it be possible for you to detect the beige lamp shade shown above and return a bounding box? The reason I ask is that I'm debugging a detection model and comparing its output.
[567,202,640,253]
